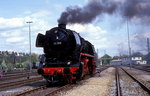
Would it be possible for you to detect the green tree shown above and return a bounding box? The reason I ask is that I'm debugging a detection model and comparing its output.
[6,63,13,71]
[23,61,30,69]
[31,53,38,63]
[1,59,8,71]
[112,56,120,60]
[0,51,39,70]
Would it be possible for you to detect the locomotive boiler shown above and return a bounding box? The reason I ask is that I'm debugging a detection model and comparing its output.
[36,24,96,84]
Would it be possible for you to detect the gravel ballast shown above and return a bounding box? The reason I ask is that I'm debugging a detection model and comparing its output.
[119,68,149,96]
[124,67,150,88]
[57,67,115,96]
[0,80,46,96]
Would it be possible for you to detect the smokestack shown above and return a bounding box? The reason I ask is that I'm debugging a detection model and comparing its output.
[58,23,66,29]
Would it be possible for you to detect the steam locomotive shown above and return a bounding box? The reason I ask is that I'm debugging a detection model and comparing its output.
[36,24,96,84]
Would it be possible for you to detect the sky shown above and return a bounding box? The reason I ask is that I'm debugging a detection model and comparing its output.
[0,0,150,57]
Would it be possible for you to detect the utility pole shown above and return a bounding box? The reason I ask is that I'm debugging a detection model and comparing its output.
[26,21,33,72]
[147,38,150,54]
[127,18,132,68]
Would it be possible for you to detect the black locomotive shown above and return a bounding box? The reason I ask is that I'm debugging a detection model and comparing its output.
[36,24,94,63]
[36,24,96,83]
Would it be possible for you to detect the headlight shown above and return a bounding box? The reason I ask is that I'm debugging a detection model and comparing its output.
[67,61,71,65]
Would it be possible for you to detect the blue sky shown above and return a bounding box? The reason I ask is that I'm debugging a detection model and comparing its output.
[0,0,149,57]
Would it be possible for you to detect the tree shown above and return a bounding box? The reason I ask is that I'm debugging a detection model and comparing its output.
[6,63,13,71]
[0,50,39,70]
[1,59,8,71]
[31,53,38,63]
[112,56,120,60]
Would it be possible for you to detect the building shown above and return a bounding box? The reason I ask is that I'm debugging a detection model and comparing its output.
[110,56,147,65]
[122,57,147,65]
[110,59,122,65]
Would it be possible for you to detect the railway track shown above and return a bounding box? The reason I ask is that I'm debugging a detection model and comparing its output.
[0,72,38,82]
[115,67,121,96]
[132,65,150,73]
[16,74,97,96]
[16,84,73,96]
[0,77,43,91]
[4,70,30,75]
[126,64,150,72]
[16,85,47,96]
[121,68,150,94]
[16,67,109,96]
[3,72,30,77]
[45,84,72,96]
[115,67,150,96]
[0,66,109,96]
[2,71,38,78]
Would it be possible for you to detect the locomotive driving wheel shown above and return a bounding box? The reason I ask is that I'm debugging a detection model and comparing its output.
[64,67,73,84]
[64,73,73,84]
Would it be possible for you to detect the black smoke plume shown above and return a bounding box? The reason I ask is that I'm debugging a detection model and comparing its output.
[58,0,150,24]
[122,0,150,21]
[58,0,118,24]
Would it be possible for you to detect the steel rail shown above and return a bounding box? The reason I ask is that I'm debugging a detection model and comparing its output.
[133,67,150,73]
[121,68,150,94]
[16,85,47,96]
[126,65,150,73]
[45,84,71,96]
[0,77,43,91]
[0,73,38,81]
[3,72,38,77]
[115,67,121,96]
